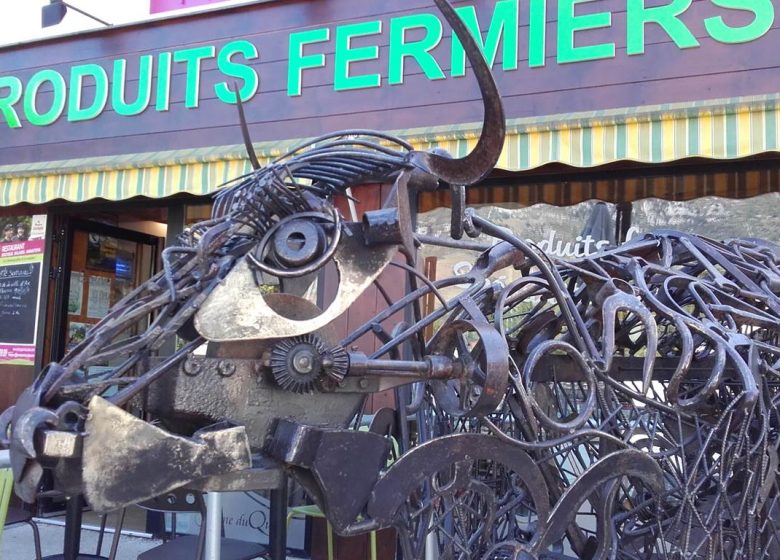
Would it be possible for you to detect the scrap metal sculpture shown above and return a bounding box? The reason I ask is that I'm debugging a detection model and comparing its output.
[3,1,780,558]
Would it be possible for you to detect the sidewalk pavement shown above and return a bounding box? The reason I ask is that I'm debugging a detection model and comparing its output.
[1,519,305,560]
[1,519,161,559]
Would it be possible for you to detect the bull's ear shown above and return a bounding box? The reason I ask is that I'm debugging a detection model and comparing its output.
[412,0,506,186]
[236,83,261,170]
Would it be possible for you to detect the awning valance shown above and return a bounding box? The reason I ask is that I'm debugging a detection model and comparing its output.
[1,94,779,206]
[0,158,256,206]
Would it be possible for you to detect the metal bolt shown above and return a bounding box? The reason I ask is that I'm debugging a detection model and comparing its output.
[292,350,314,374]
[183,359,201,376]
[217,360,236,377]
[358,378,369,389]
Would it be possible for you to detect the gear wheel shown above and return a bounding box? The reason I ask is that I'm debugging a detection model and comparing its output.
[270,334,349,394]
[324,344,349,383]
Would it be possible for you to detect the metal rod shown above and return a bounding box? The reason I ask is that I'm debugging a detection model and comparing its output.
[364,359,430,373]
[204,492,222,560]
[63,495,83,560]
[62,2,111,26]
[269,476,288,560]
[415,233,491,252]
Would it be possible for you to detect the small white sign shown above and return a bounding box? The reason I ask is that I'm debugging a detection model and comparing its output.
[86,275,111,319]
[168,491,306,550]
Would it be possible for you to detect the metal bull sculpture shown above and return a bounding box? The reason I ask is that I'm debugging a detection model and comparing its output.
[2,0,780,558]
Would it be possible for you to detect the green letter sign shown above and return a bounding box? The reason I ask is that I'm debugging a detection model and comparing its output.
[0,77,23,129]
[389,14,445,84]
[68,64,109,122]
[0,0,778,131]
[155,52,173,111]
[529,0,548,67]
[334,21,383,91]
[173,45,216,108]
[288,28,330,97]
[627,0,699,55]
[25,69,66,126]
[215,40,260,103]
[112,56,153,116]
[705,0,774,43]
[450,0,518,77]
[557,0,615,64]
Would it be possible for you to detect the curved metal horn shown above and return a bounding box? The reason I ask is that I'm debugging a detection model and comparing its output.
[412,0,506,186]
[235,84,261,170]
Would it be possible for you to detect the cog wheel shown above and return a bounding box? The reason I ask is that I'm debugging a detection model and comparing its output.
[271,335,326,394]
[270,334,350,394]
[323,343,349,382]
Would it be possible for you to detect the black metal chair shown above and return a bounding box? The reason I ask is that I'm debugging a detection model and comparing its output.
[32,492,124,560]
[137,488,267,560]
[1,467,42,560]
[94,509,126,560]
[4,506,43,560]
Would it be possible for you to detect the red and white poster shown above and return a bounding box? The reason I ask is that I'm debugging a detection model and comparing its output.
[0,215,46,366]
[150,0,227,14]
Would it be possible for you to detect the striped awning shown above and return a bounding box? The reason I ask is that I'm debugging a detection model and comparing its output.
[1,94,779,206]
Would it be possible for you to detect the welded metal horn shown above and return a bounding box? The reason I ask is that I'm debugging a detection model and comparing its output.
[410,0,506,186]
[236,84,261,170]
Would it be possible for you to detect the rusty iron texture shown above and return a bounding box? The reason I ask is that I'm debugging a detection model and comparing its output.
[2,0,780,557]
[83,396,252,512]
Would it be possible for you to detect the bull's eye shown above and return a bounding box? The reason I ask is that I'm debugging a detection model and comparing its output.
[272,220,325,268]
[247,209,342,278]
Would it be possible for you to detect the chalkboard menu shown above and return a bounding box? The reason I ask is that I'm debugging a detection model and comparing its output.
[0,214,47,366]
[0,261,41,344]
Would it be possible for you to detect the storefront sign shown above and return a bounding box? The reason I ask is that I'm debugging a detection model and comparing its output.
[151,0,229,14]
[0,215,46,366]
[0,0,774,129]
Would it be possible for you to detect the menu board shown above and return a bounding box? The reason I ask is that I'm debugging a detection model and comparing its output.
[0,215,46,365]
[0,262,41,343]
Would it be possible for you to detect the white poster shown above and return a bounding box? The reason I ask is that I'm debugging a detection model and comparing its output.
[68,271,83,314]
[28,215,47,240]
[86,275,111,319]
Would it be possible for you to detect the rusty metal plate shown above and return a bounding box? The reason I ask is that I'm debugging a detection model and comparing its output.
[83,396,251,512]
[195,224,395,341]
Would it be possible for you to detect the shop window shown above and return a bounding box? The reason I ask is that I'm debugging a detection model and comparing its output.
[417,199,620,305]
[418,163,780,212]
[631,193,780,244]
[416,190,780,314]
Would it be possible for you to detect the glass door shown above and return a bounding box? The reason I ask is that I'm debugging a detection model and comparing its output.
[52,219,161,369]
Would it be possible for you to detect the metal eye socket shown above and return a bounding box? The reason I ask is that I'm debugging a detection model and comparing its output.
[272,220,325,268]
[247,209,342,279]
